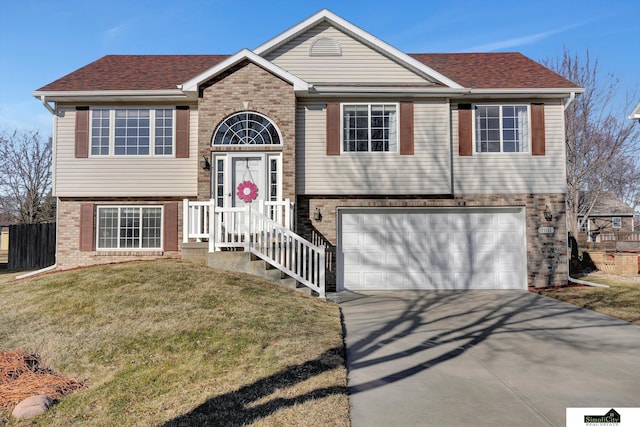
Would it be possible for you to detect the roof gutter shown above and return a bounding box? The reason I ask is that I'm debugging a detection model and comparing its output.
[32,89,189,102]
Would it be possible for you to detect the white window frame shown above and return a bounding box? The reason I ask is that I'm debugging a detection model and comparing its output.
[211,111,283,146]
[89,107,176,157]
[473,104,530,154]
[612,216,622,229]
[96,205,163,251]
[341,103,399,153]
[578,217,590,233]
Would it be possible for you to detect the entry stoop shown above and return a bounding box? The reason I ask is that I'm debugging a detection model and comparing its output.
[207,251,314,296]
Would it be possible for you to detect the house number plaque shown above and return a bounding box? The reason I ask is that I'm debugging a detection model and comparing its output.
[538,226,554,234]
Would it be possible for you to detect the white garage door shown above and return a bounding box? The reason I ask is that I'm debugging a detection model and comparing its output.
[338,208,527,290]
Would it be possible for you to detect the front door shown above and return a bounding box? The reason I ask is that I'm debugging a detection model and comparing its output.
[231,156,264,208]
[211,152,282,209]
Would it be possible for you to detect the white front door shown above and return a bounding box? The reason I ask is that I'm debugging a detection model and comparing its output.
[211,153,282,209]
[231,156,264,208]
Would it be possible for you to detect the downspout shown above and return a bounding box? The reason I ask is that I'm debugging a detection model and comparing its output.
[18,96,59,279]
[38,95,56,115]
[568,276,609,288]
[563,91,576,111]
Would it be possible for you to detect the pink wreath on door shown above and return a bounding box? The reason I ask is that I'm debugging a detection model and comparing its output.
[237,180,259,203]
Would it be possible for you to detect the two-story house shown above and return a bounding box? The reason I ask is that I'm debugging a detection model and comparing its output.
[33,10,581,295]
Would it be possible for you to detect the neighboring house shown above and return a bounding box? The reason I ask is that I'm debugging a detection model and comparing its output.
[630,101,640,122]
[33,9,582,292]
[0,226,8,251]
[578,193,637,243]
[0,213,12,251]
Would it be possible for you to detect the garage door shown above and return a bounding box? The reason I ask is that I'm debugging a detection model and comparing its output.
[338,208,526,290]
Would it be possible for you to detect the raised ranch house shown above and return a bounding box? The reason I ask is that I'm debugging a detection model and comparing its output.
[33,10,582,296]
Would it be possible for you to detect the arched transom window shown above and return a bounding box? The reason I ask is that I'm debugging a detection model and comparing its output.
[212,112,281,145]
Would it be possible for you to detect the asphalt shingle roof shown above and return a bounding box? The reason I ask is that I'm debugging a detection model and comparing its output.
[36,52,579,92]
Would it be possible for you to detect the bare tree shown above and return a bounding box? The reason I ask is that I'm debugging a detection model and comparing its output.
[0,130,54,224]
[544,49,640,238]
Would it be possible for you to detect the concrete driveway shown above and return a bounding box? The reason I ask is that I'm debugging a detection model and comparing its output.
[338,290,640,427]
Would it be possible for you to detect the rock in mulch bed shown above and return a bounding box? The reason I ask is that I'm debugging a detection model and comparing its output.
[0,350,86,418]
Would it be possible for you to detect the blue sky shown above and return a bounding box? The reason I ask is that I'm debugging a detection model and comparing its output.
[1,0,638,136]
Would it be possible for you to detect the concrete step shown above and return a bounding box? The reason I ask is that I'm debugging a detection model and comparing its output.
[207,251,315,297]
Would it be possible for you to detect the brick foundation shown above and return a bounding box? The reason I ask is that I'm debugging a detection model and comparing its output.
[296,193,567,289]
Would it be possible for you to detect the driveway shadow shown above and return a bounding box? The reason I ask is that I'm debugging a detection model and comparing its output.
[341,290,640,426]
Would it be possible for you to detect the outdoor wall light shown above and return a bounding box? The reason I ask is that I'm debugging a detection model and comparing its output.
[200,156,211,170]
[314,208,322,221]
[544,205,552,221]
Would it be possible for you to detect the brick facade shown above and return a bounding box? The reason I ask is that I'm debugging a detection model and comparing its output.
[297,193,567,289]
[56,198,182,270]
[197,62,296,201]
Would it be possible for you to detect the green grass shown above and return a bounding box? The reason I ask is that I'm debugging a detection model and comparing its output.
[539,272,640,325]
[0,260,349,426]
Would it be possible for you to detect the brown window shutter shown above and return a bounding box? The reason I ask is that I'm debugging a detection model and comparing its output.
[458,104,473,156]
[75,107,89,158]
[399,102,414,155]
[79,203,94,251]
[163,202,179,251]
[175,107,190,158]
[326,102,340,155]
[531,103,545,155]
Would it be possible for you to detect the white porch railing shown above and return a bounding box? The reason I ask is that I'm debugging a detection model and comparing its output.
[183,199,325,297]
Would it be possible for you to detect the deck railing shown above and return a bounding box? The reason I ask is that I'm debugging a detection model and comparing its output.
[183,199,325,297]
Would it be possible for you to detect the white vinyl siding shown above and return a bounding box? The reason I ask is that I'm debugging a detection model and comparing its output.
[296,100,451,195]
[53,106,198,197]
[265,22,430,84]
[452,101,567,194]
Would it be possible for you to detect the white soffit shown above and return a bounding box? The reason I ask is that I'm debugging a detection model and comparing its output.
[180,49,310,93]
[254,9,464,89]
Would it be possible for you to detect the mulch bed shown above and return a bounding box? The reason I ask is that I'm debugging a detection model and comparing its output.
[0,350,86,409]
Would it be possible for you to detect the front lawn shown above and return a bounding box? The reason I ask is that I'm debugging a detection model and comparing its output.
[0,260,349,426]
[538,272,640,325]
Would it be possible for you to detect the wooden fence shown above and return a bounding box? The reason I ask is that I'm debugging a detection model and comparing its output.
[8,222,56,271]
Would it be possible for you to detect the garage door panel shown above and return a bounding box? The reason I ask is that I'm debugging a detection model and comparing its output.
[339,208,526,291]
[474,231,497,246]
[362,232,388,245]
[342,213,362,226]
[362,214,383,226]
[363,272,385,287]
[362,251,385,268]
[342,230,362,245]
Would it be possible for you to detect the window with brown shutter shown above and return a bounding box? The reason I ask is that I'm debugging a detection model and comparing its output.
[175,106,190,158]
[531,103,546,156]
[163,203,178,251]
[79,203,94,251]
[400,102,414,155]
[75,107,89,158]
[458,104,473,156]
[326,102,340,155]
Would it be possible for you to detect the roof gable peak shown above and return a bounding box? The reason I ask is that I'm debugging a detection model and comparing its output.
[254,9,463,89]
[180,49,309,93]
